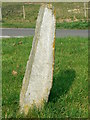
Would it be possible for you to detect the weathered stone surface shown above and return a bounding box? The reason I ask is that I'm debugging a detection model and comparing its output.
[20,4,56,115]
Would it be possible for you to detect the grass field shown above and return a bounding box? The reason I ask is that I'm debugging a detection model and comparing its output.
[2,3,88,29]
[2,36,88,118]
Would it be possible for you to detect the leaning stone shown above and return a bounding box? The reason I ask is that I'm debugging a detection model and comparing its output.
[20,4,56,115]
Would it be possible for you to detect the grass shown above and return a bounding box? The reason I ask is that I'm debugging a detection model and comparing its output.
[2,2,88,29]
[2,36,88,118]
[56,21,88,29]
[2,21,88,29]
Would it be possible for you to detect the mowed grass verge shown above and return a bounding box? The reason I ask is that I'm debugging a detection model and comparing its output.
[2,3,88,29]
[2,36,88,118]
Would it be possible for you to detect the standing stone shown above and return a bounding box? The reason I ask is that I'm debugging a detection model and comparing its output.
[20,4,56,115]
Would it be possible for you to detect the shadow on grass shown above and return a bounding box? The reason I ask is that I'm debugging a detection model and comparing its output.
[48,69,76,102]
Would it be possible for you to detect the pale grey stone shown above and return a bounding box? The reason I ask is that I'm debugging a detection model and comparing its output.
[20,4,56,115]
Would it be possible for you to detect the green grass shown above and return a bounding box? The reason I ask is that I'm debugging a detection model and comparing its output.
[2,21,88,29]
[56,21,88,29]
[2,3,88,29]
[2,36,88,118]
